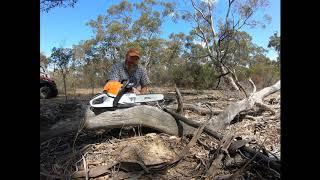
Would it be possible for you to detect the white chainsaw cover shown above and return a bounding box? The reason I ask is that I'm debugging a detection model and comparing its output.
[89,93,164,108]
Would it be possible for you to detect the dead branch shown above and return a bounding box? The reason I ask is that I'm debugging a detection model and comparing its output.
[245,115,262,121]
[184,104,222,115]
[248,78,256,95]
[163,108,222,140]
[175,86,184,114]
[206,134,234,179]
[209,80,280,130]
[82,155,88,180]
[216,72,230,89]
[72,162,119,178]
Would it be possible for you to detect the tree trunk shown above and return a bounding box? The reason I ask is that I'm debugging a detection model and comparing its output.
[63,73,67,101]
[218,63,239,91]
[72,77,76,99]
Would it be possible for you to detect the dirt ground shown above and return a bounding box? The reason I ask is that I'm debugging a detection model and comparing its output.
[40,87,280,179]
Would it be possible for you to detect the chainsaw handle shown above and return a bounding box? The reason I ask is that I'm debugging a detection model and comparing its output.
[113,83,127,107]
[113,77,137,107]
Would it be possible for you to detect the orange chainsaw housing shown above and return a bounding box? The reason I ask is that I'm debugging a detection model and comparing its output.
[103,81,123,96]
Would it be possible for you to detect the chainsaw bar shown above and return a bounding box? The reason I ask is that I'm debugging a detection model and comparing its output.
[132,94,164,103]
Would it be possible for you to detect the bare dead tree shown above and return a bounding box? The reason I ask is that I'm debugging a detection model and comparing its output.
[189,0,269,91]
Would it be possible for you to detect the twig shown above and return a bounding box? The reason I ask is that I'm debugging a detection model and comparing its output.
[245,115,262,121]
[40,172,62,179]
[119,123,125,138]
[82,155,88,180]
[256,144,280,161]
[248,78,256,96]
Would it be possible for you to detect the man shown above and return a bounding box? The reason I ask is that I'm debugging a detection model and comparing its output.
[106,48,151,94]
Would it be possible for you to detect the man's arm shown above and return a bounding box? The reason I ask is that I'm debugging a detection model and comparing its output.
[140,67,151,94]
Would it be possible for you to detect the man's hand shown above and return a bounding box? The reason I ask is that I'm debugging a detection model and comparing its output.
[140,86,148,94]
[132,87,141,94]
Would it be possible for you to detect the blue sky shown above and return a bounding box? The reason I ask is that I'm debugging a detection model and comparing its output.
[40,0,280,60]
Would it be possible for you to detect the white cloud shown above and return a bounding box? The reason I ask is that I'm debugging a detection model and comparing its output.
[268,54,278,61]
[169,12,175,17]
[267,51,279,61]
[193,40,206,47]
[200,0,219,4]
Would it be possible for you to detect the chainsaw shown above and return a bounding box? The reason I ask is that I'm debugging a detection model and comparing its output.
[89,78,164,112]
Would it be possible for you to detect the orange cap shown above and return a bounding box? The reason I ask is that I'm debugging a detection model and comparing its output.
[126,48,140,59]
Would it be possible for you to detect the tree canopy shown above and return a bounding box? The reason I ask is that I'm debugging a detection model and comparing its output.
[43,0,280,94]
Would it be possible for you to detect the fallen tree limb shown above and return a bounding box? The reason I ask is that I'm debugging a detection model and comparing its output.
[184,104,223,115]
[84,105,195,136]
[163,108,222,140]
[209,80,280,130]
[40,105,195,142]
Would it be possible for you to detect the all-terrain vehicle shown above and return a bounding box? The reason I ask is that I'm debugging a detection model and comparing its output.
[40,66,58,99]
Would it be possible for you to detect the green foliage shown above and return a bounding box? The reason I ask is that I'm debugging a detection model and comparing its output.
[268,32,280,52]
[50,47,73,74]
[268,32,280,61]
[169,62,217,89]
[191,63,217,89]
[251,62,279,87]
[41,0,78,13]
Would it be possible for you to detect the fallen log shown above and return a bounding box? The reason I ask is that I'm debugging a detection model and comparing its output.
[84,105,195,136]
[40,105,197,142]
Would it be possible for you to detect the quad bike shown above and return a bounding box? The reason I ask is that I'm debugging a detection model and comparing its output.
[89,78,164,113]
[40,66,58,99]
